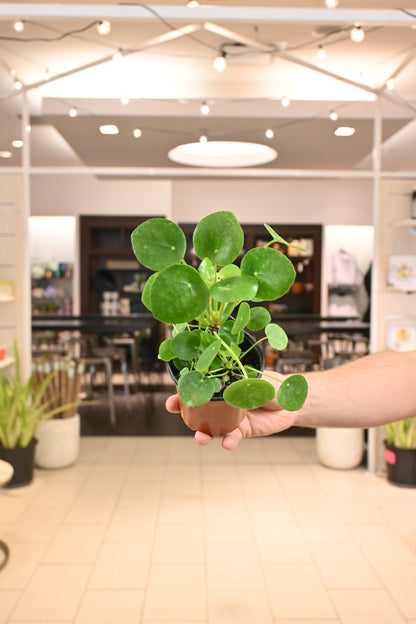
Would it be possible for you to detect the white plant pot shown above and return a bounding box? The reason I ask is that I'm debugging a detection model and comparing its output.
[316,427,364,470]
[35,413,80,469]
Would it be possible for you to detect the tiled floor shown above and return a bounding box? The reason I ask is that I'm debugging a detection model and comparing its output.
[1,435,415,624]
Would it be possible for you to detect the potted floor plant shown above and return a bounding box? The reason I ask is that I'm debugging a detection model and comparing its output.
[385,418,416,487]
[131,210,308,436]
[0,344,81,487]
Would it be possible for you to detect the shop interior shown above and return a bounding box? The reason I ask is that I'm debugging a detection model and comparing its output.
[1,3,416,622]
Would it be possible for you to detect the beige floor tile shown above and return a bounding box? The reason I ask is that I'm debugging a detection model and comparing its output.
[233,438,274,464]
[253,523,313,563]
[42,523,106,564]
[0,590,19,624]
[208,588,274,624]
[0,543,45,590]
[309,540,382,588]
[329,588,407,623]
[204,501,253,542]
[162,464,202,496]
[96,437,138,464]
[276,621,340,624]
[379,503,416,549]
[158,494,203,524]
[348,522,416,563]
[88,541,151,589]
[237,464,282,496]
[206,541,264,589]
[75,589,144,624]
[142,564,207,621]
[105,506,158,542]
[245,494,295,524]
[373,562,416,619]
[293,503,352,542]
[167,436,202,463]
[117,478,162,509]
[310,465,364,494]
[152,523,204,564]
[6,506,67,543]
[10,564,90,621]
[328,491,385,524]
[259,437,304,464]
[263,563,337,619]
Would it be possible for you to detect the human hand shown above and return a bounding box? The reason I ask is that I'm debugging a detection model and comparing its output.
[165,376,298,450]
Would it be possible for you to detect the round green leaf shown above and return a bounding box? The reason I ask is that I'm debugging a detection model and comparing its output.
[223,378,275,410]
[232,302,250,334]
[196,340,221,373]
[131,218,186,271]
[158,338,175,361]
[219,264,240,279]
[150,264,209,324]
[210,275,258,303]
[241,247,296,300]
[247,306,271,331]
[171,331,201,360]
[265,323,288,350]
[141,272,157,312]
[193,211,244,265]
[178,370,216,407]
[277,374,308,411]
[198,257,216,287]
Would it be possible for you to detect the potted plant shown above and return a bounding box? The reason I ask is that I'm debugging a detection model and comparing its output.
[385,418,416,487]
[131,210,308,436]
[0,343,81,486]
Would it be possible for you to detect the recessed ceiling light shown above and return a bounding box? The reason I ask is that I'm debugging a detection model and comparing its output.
[133,128,142,138]
[0,151,12,158]
[99,124,119,135]
[168,141,277,168]
[12,140,23,148]
[334,126,356,137]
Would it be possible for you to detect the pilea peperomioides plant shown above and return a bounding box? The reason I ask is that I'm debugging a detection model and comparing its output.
[131,211,308,415]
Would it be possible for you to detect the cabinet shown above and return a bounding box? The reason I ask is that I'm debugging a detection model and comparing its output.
[80,216,159,314]
[179,222,322,315]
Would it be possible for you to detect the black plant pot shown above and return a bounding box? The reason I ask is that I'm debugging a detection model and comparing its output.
[0,440,37,488]
[385,443,416,488]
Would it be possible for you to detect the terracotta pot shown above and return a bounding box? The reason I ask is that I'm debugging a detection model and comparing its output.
[168,331,264,436]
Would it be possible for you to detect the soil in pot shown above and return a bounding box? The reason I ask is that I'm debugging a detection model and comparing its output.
[385,444,416,488]
[0,440,36,488]
[169,332,264,437]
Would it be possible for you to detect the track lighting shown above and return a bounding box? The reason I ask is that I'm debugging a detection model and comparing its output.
[112,49,122,61]
[69,107,78,118]
[200,102,210,115]
[121,95,129,105]
[97,20,111,35]
[265,129,274,139]
[13,20,24,32]
[14,79,23,90]
[350,25,365,42]
[281,96,290,107]
[317,45,326,59]
[329,110,338,121]
[213,53,227,72]
[133,128,142,138]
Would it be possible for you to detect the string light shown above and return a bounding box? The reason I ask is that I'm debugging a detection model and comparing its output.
[13,20,24,32]
[133,128,142,138]
[325,0,338,7]
[281,96,290,107]
[199,134,207,143]
[14,79,23,90]
[112,49,122,61]
[350,25,365,42]
[121,95,129,105]
[200,102,210,115]
[317,45,326,59]
[329,110,338,120]
[386,78,395,90]
[97,20,111,35]
[213,53,227,72]
[265,128,274,139]
[69,107,78,118]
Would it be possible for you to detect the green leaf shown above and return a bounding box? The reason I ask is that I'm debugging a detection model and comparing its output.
[219,321,242,346]
[131,218,186,270]
[263,223,307,252]
[178,370,216,407]
[195,340,221,373]
[277,374,308,411]
[224,378,275,410]
[193,211,244,265]
[158,338,175,361]
[198,257,216,287]
[150,264,209,324]
[171,331,201,360]
[219,264,240,279]
[241,247,295,300]
[141,272,157,312]
[247,306,271,331]
[265,323,288,350]
[233,302,250,334]
[210,275,258,303]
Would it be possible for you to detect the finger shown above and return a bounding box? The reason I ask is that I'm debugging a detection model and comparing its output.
[195,431,213,446]
[165,394,181,413]
[222,427,244,451]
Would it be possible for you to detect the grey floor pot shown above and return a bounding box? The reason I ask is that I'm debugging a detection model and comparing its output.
[316,427,364,470]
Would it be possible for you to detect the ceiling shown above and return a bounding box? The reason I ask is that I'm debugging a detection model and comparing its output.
[0,2,416,177]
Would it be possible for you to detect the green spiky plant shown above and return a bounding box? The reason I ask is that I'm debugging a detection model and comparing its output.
[0,343,81,449]
[131,211,308,412]
[385,418,416,450]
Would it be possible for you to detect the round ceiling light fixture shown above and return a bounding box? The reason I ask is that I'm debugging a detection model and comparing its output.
[99,124,119,135]
[168,141,277,168]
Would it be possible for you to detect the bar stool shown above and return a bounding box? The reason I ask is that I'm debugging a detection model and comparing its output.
[102,333,141,391]
[89,343,132,411]
[82,355,117,426]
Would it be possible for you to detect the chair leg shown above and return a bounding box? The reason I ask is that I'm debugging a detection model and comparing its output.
[121,358,132,411]
[102,358,117,427]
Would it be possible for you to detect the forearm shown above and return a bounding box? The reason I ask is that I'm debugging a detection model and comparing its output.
[290,350,416,429]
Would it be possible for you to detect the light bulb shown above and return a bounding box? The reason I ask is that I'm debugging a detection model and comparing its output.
[265,128,274,139]
[69,107,78,118]
[133,128,142,138]
[121,95,129,105]
[317,45,326,59]
[0,151,12,158]
[199,135,207,143]
[213,54,227,72]
[329,110,338,121]
[14,79,23,90]
[325,0,338,7]
[12,140,23,148]
[99,124,119,135]
[350,25,365,42]
[10,69,17,77]
[13,20,24,32]
[113,50,122,61]
[386,78,395,90]
[200,102,210,115]
[43,68,50,80]
[97,20,111,35]
[334,126,355,136]
[281,96,290,107]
